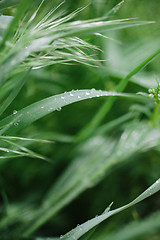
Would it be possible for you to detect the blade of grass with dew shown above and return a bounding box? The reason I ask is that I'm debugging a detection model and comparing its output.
[80,203,113,240]
[76,47,160,141]
[0,89,146,135]
[0,113,22,135]
[21,121,160,236]
[93,211,160,240]
[59,178,160,240]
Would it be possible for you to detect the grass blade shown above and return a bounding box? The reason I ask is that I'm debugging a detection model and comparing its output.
[100,211,160,240]
[60,179,160,240]
[0,89,145,135]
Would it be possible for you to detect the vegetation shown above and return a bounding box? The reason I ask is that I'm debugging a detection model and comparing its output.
[0,0,160,239]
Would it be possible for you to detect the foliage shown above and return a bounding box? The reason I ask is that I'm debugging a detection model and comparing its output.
[0,0,160,239]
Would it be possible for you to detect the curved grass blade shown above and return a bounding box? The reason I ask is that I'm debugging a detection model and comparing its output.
[99,211,160,240]
[0,89,145,135]
[60,178,160,240]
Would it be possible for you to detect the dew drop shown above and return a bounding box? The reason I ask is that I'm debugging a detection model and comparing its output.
[70,93,74,96]
[78,96,81,99]
[61,96,65,100]
[86,92,90,96]
[77,224,82,230]
[56,107,62,111]
[60,235,63,239]
[14,122,19,126]
[13,110,17,115]
[41,106,44,109]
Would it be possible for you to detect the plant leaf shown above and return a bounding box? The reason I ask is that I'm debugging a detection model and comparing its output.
[0,89,145,135]
[60,178,160,240]
[100,211,160,240]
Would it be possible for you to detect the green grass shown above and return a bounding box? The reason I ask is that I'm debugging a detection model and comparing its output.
[0,0,160,239]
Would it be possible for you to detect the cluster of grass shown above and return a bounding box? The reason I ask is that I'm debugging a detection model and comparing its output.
[0,0,160,239]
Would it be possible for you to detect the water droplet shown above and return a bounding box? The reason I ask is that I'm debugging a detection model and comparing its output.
[41,106,44,109]
[77,224,82,230]
[60,235,63,239]
[61,96,65,100]
[56,107,62,111]
[14,122,19,126]
[13,110,17,115]
[78,96,81,99]
[70,93,74,96]
[86,92,90,96]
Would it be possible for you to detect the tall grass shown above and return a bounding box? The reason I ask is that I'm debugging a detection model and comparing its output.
[0,0,160,239]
